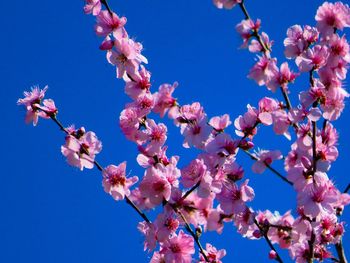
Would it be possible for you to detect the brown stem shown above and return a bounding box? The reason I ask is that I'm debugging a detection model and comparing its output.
[49,115,151,224]
[175,207,209,262]
[307,230,316,263]
[100,0,113,15]
[335,239,348,263]
[254,219,284,263]
[244,150,293,185]
[179,181,201,203]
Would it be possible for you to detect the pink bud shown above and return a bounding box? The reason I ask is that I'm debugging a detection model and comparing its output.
[269,250,277,260]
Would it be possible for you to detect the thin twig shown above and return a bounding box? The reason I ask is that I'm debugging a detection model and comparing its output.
[100,0,113,15]
[244,150,293,185]
[175,207,209,262]
[254,219,284,263]
[335,239,348,263]
[49,114,151,224]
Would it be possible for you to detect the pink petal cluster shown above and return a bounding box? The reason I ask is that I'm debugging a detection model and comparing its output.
[61,126,102,171]
[102,162,138,200]
[17,85,57,126]
[316,2,350,37]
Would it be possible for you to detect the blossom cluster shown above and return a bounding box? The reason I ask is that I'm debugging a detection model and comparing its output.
[18,0,350,262]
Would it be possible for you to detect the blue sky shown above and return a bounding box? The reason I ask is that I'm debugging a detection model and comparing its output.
[1,0,349,262]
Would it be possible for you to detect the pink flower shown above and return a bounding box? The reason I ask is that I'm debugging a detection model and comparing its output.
[236,19,261,48]
[181,118,212,149]
[107,37,148,79]
[119,105,147,144]
[208,114,232,132]
[297,179,338,219]
[153,82,178,118]
[252,149,282,174]
[198,243,226,263]
[181,159,207,188]
[17,85,50,126]
[272,109,291,139]
[267,62,298,92]
[154,211,179,242]
[143,119,167,155]
[213,0,242,9]
[138,221,157,251]
[102,162,138,201]
[321,87,348,121]
[248,56,279,86]
[150,252,166,263]
[234,105,258,138]
[205,133,238,157]
[284,25,306,58]
[95,10,127,37]
[84,0,101,16]
[217,179,255,214]
[160,230,195,263]
[315,2,350,37]
[296,45,329,72]
[61,127,102,171]
[37,99,58,118]
[124,66,151,100]
[139,166,172,207]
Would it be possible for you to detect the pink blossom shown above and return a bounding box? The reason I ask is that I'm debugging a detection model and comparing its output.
[150,252,166,263]
[236,19,261,48]
[205,133,238,157]
[296,45,329,72]
[272,109,291,139]
[297,179,338,219]
[315,2,350,37]
[107,37,148,79]
[198,243,226,263]
[138,221,157,251]
[95,10,127,37]
[84,0,101,16]
[252,149,282,174]
[61,127,102,171]
[102,162,138,201]
[160,230,195,263]
[181,159,207,188]
[284,25,306,58]
[37,99,58,118]
[248,56,279,86]
[139,166,172,207]
[321,87,348,120]
[208,114,232,132]
[181,118,212,149]
[143,119,167,155]
[267,62,298,92]
[213,0,242,9]
[233,207,257,238]
[153,82,178,118]
[328,34,350,66]
[154,211,179,242]
[17,85,49,126]
[234,105,258,138]
[217,180,254,214]
[124,65,151,100]
[119,105,147,144]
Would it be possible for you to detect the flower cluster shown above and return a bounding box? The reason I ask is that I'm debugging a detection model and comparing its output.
[18,1,350,262]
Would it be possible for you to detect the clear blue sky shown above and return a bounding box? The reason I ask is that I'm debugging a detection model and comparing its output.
[1,0,349,262]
